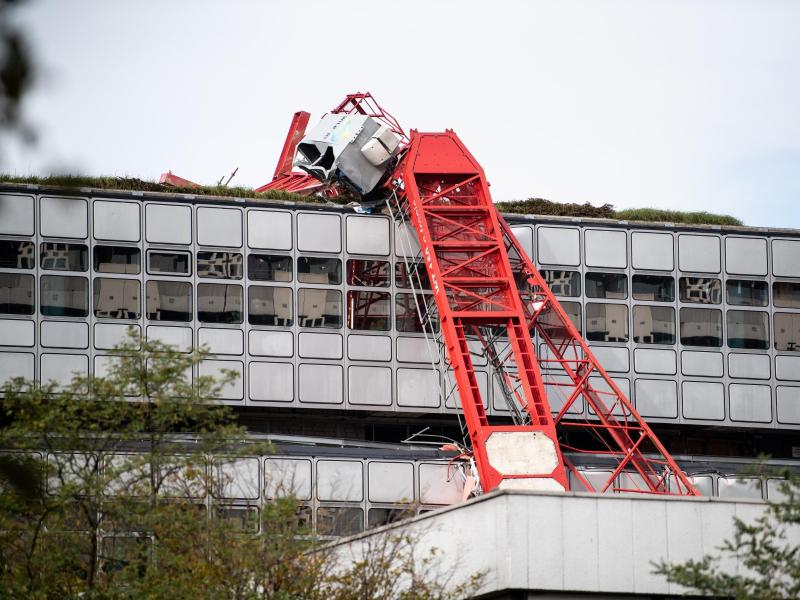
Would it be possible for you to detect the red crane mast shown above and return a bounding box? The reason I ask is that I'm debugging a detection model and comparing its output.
[267,93,699,497]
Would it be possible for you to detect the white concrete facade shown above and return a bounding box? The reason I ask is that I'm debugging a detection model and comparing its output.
[332,490,798,598]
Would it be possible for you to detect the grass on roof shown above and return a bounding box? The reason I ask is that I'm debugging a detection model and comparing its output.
[495,197,743,226]
[0,175,744,226]
[612,207,742,226]
[0,174,348,205]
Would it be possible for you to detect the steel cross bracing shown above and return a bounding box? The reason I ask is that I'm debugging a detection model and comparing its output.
[499,223,698,495]
[390,131,570,493]
[264,92,699,497]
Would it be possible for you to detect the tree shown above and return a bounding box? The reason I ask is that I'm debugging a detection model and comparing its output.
[0,331,482,599]
[654,472,800,599]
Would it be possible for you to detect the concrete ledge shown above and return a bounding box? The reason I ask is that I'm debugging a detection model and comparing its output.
[330,490,794,598]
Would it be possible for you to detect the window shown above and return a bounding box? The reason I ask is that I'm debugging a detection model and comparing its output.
[0,273,34,315]
[632,275,674,302]
[316,506,363,537]
[0,240,34,269]
[633,305,675,344]
[368,508,413,528]
[297,257,341,285]
[679,277,721,304]
[585,273,627,299]
[774,282,800,309]
[298,288,341,328]
[214,506,259,533]
[40,275,89,317]
[93,246,140,274]
[395,293,438,333]
[147,251,191,276]
[146,281,192,322]
[538,301,582,338]
[247,254,292,282]
[93,278,140,319]
[680,307,722,347]
[197,252,243,279]
[197,283,243,324]
[726,310,769,350]
[586,303,628,342]
[775,313,800,352]
[726,279,768,306]
[394,262,431,290]
[541,270,580,297]
[347,259,390,287]
[347,290,390,331]
[248,286,293,326]
[40,243,87,272]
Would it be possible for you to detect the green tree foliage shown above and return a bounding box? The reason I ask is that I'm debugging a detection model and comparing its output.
[654,472,800,599]
[0,331,482,599]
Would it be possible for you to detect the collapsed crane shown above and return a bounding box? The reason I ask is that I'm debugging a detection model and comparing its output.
[265,92,698,497]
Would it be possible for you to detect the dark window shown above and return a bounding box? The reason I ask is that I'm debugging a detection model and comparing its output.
[726,279,768,306]
[100,536,152,574]
[538,301,582,338]
[775,313,800,352]
[93,278,140,319]
[93,246,140,274]
[395,293,438,333]
[197,283,243,324]
[146,281,193,322]
[368,507,413,529]
[541,270,580,297]
[247,254,292,282]
[147,251,191,276]
[214,506,259,533]
[41,275,89,317]
[298,288,341,328]
[316,507,363,537]
[0,273,34,315]
[347,259,390,287]
[197,252,243,279]
[248,286,293,326]
[774,282,800,309]
[297,257,341,285]
[347,290,390,331]
[585,273,627,299]
[40,242,87,272]
[633,305,675,344]
[586,303,628,342]
[727,310,769,350]
[632,275,675,302]
[679,277,721,304]
[0,240,35,269]
[394,262,431,290]
[679,307,722,347]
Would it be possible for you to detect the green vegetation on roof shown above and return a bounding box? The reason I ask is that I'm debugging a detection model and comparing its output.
[0,176,744,226]
[495,198,743,226]
[0,174,347,205]
[612,207,742,226]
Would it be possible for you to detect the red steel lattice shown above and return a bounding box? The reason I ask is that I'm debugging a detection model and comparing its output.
[265,93,699,497]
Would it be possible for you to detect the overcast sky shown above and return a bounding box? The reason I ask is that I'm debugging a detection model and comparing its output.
[5,0,799,228]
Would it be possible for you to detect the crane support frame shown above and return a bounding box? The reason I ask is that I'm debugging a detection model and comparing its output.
[392,130,569,492]
[264,92,699,497]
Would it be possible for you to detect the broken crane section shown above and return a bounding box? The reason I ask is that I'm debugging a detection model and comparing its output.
[267,92,698,498]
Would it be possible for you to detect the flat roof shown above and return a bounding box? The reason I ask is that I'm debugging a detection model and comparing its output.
[1,182,797,238]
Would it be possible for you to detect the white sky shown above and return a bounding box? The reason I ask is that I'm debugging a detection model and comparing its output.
[5,0,800,228]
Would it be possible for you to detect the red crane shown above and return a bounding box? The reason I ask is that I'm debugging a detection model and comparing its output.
[267,93,698,497]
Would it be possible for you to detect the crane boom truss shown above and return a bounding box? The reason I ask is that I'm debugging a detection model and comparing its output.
[264,92,699,497]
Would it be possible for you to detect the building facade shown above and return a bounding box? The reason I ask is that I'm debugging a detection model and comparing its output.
[1,184,799,536]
